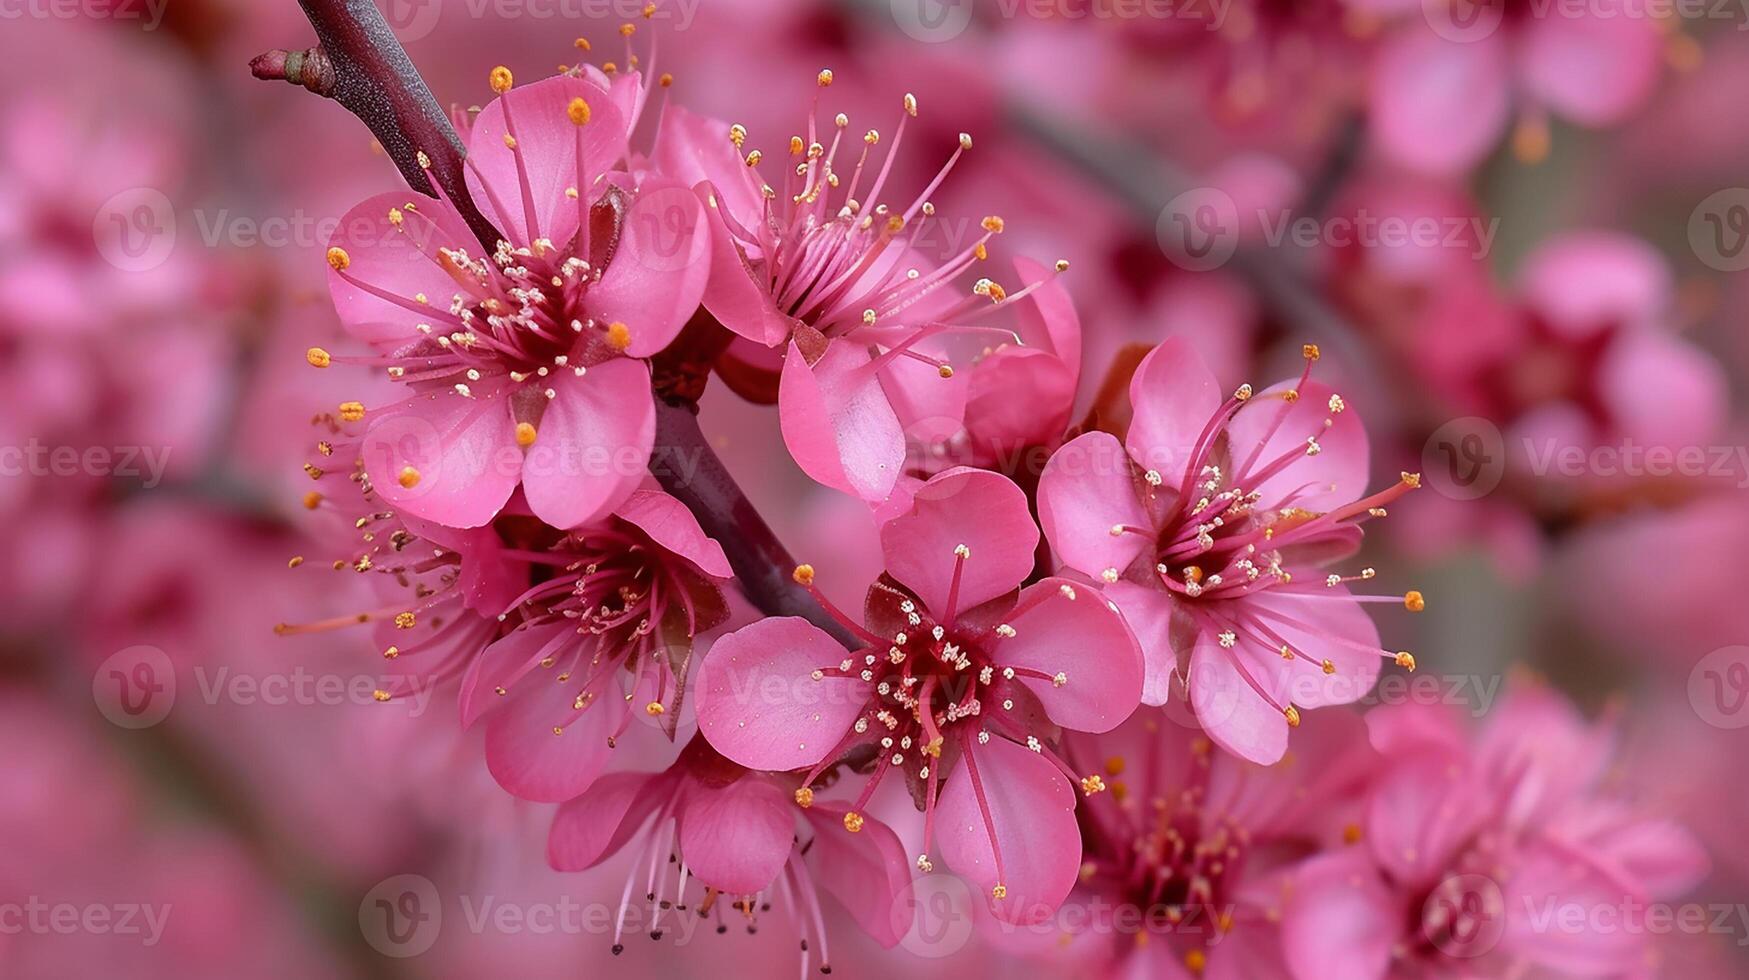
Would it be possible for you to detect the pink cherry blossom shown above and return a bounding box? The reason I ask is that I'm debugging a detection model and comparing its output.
[1011,705,1379,979]
[694,467,1144,923]
[657,80,1067,505]
[443,487,729,803]
[546,735,913,971]
[1281,686,1708,979]
[1037,338,1423,764]
[319,69,708,530]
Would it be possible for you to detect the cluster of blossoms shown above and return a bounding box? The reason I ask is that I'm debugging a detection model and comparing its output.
[286,25,1704,976]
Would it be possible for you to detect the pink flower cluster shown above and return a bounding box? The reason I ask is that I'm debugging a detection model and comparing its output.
[288,35,1707,977]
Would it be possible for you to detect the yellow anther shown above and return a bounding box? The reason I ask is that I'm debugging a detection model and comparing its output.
[842,811,864,833]
[645,701,665,716]
[574,37,591,51]
[1302,343,1321,361]
[1080,774,1107,795]
[991,883,1008,900]
[326,246,351,271]
[1404,590,1425,612]
[338,401,366,422]
[373,690,393,702]
[792,564,816,586]
[398,466,421,489]
[1321,659,1336,675]
[817,68,834,87]
[302,491,322,510]
[394,611,417,629]
[1284,705,1301,728]
[306,347,332,368]
[567,97,592,126]
[604,321,632,351]
[515,422,538,447]
[489,66,514,94]
[794,787,815,808]
[1400,471,1422,488]
[981,215,1005,233]
[1395,652,1418,672]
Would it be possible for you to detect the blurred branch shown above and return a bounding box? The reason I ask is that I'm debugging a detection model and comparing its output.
[653,400,860,649]
[252,0,501,250]
[1003,104,1404,439]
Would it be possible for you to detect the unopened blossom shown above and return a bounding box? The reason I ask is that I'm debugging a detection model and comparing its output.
[463,488,731,803]
[694,467,1144,922]
[318,67,708,530]
[1023,705,1377,978]
[657,74,1067,505]
[547,736,912,971]
[1036,338,1423,764]
[1282,686,1708,979]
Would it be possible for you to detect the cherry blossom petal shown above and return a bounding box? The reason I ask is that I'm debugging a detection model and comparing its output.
[520,359,654,530]
[1369,28,1511,176]
[995,577,1143,734]
[588,178,711,356]
[547,771,662,871]
[677,774,795,895]
[694,617,872,772]
[880,468,1037,616]
[325,191,475,344]
[1103,582,1180,707]
[779,341,905,503]
[1126,337,1221,490]
[803,803,913,948]
[1037,431,1150,580]
[936,736,1082,925]
[485,667,620,803]
[1281,850,1398,980]
[1188,631,1288,766]
[615,488,731,578]
[465,74,627,247]
[361,390,519,530]
[1226,378,1370,513]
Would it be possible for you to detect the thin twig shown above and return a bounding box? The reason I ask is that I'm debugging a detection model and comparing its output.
[253,0,501,249]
